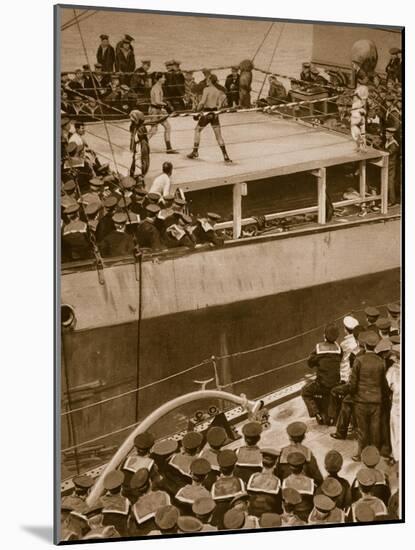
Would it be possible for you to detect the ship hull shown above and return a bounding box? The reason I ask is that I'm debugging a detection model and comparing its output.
[61,215,400,476]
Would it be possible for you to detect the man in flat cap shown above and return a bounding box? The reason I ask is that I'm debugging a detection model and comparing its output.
[121,432,160,498]
[130,59,152,102]
[198,426,227,489]
[61,474,95,514]
[259,512,282,529]
[308,494,344,524]
[95,195,117,243]
[247,448,282,516]
[276,421,322,484]
[353,501,376,523]
[386,48,402,83]
[115,37,136,85]
[280,488,306,526]
[61,203,93,262]
[320,450,351,511]
[211,449,245,529]
[348,468,388,521]
[84,201,102,234]
[222,508,251,530]
[147,505,179,535]
[192,497,217,531]
[96,34,115,73]
[167,431,204,493]
[177,516,204,533]
[98,211,135,258]
[80,176,105,207]
[300,62,314,83]
[351,446,390,505]
[349,331,388,461]
[315,477,346,514]
[228,493,259,529]
[234,421,263,484]
[151,439,180,494]
[136,204,164,251]
[302,324,343,425]
[281,451,315,521]
[171,60,186,111]
[100,470,130,537]
[174,458,211,514]
[128,468,171,536]
[387,303,400,336]
[365,306,380,333]
[225,66,240,107]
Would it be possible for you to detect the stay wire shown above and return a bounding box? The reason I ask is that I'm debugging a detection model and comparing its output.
[72,9,120,176]
[257,23,285,101]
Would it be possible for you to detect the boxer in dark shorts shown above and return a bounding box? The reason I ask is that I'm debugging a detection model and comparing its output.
[187,74,232,163]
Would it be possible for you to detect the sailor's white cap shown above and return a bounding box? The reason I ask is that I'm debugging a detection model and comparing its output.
[343,315,359,330]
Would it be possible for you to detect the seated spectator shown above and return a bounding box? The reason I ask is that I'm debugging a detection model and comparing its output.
[136,204,164,251]
[98,211,135,257]
[266,75,287,105]
[163,213,196,249]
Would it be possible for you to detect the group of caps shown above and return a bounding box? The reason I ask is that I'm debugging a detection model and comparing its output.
[336,304,400,356]
[63,421,396,539]
[62,174,222,228]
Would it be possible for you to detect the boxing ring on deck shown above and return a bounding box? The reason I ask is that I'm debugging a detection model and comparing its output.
[85,111,389,239]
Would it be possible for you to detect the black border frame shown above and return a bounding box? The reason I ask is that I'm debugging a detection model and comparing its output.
[54,4,405,545]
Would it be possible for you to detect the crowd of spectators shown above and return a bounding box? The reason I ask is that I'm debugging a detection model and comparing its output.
[60,123,225,263]
[61,413,400,540]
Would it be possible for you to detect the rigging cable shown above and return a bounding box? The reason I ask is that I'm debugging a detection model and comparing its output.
[61,10,99,32]
[72,9,120,175]
[251,22,275,63]
[257,23,285,101]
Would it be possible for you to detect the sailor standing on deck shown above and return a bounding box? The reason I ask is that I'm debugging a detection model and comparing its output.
[187,74,232,163]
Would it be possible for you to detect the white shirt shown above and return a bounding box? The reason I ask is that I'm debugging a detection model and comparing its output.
[149,173,171,198]
[386,363,400,407]
[69,132,87,156]
[339,333,357,382]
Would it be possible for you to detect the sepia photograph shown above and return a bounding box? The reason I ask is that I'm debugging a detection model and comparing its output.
[56,4,403,543]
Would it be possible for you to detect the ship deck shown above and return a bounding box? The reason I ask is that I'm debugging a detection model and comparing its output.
[86,111,387,192]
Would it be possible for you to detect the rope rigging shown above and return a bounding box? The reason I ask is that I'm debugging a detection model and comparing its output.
[60,299,397,422]
[257,23,285,101]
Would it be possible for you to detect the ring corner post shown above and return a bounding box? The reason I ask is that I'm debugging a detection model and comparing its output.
[359,159,367,198]
[313,168,327,224]
[233,182,247,239]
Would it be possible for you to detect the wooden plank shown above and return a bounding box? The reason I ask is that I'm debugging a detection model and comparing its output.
[359,160,367,198]
[317,168,327,224]
[381,154,389,214]
[233,183,243,239]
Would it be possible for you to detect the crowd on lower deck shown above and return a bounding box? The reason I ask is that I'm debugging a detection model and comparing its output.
[60,301,401,541]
